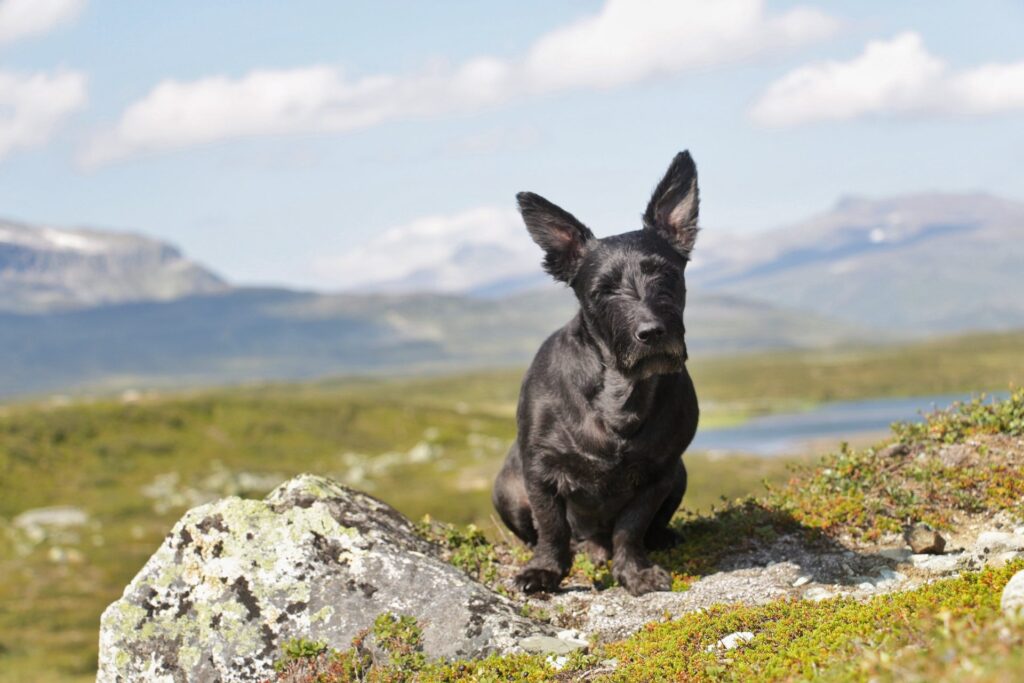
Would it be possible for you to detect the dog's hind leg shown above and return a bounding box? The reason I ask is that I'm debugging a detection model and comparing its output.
[492,443,538,546]
[644,459,687,551]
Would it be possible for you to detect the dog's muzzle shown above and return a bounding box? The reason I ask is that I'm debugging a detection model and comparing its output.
[620,337,688,379]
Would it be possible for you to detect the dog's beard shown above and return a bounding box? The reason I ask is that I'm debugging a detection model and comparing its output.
[617,340,687,380]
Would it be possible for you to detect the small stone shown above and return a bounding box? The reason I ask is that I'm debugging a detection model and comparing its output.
[876,443,909,458]
[520,635,586,655]
[936,444,972,467]
[910,553,962,573]
[1001,570,1024,616]
[706,631,755,652]
[904,524,946,554]
[878,548,912,563]
[804,587,834,602]
[876,568,904,584]
[555,629,590,649]
[857,582,874,591]
[13,506,89,530]
[792,576,811,587]
[977,531,1024,553]
[1014,527,1024,537]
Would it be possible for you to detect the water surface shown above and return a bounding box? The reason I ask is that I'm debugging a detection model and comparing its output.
[691,392,1009,456]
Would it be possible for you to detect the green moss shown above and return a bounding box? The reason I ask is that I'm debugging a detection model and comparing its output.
[275,638,329,671]
[603,561,1024,682]
[415,517,498,583]
[371,613,426,672]
[768,389,1024,541]
[274,563,1024,682]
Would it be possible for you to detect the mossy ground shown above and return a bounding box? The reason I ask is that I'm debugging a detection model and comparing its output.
[275,391,1024,682]
[273,562,1024,682]
[0,374,798,681]
[0,331,1021,681]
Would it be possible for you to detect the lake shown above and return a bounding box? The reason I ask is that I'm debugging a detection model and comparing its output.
[691,392,1009,456]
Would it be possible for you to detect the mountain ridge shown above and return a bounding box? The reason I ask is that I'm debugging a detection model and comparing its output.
[0,216,228,313]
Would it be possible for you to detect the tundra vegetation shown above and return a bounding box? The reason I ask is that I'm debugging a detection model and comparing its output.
[275,388,1024,682]
[0,330,1021,681]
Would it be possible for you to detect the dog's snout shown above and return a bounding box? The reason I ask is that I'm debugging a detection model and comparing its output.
[634,322,665,343]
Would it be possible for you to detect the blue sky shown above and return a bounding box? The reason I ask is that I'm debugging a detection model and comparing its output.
[1,0,1023,289]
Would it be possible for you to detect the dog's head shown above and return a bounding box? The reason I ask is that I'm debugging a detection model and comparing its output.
[518,151,700,380]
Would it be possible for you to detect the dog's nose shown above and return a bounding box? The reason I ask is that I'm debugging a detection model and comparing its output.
[635,322,665,343]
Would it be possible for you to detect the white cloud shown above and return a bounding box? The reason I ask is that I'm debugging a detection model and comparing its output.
[522,0,835,91]
[750,32,1024,126]
[312,206,541,293]
[0,69,87,160]
[83,0,837,166]
[0,0,84,44]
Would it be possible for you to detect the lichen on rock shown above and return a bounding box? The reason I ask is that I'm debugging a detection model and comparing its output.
[97,474,551,682]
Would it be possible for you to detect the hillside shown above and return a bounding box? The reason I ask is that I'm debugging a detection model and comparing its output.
[0,287,863,398]
[689,193,1024,332]
[0,217,227,313]
[0,336,1021,680]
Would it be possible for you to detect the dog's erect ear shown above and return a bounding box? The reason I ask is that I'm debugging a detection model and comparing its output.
[517,191,595,283]
[643,150,699,256]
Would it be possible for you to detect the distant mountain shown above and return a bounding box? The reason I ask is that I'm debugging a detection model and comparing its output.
[0,286,864,397]
[0,218,227,313]
[335,193,1024,334]
[687,193,1024,332]
[2,192,1020,397]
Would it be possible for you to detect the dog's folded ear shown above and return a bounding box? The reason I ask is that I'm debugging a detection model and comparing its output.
[643,150,699,257]
[517,191,595,283]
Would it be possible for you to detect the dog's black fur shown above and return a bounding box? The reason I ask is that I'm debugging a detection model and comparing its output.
[492,151,701,596]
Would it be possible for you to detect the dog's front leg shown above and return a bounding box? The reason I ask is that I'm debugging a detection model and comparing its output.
[514,476,572,593]
[611,477,675,596]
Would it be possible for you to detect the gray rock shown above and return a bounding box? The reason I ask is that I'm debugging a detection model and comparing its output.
[985,551,1022,569]
[876,443,909,459]
[1001,570,1024,616]
[13,505,88,529]
[935,444,972,467]
[97,474,551,683]
[904,524,946,554]
[877,548,912,563]
[977,531,1024,553]
[519,635,587,655]
[540,560,794,643]
[803,587,834,602]
[909,552,963,573]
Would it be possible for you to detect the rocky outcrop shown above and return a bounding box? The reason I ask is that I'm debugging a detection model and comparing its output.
[97,475,555,683]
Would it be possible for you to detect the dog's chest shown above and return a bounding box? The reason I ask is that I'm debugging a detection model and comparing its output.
[550,409,678,500]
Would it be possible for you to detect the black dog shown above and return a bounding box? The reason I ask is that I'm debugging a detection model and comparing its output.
[492,151,701,596]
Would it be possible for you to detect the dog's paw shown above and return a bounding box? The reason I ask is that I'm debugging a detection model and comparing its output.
[514,567,564,594]
[644,527,682,551]
[618,564,672,596]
